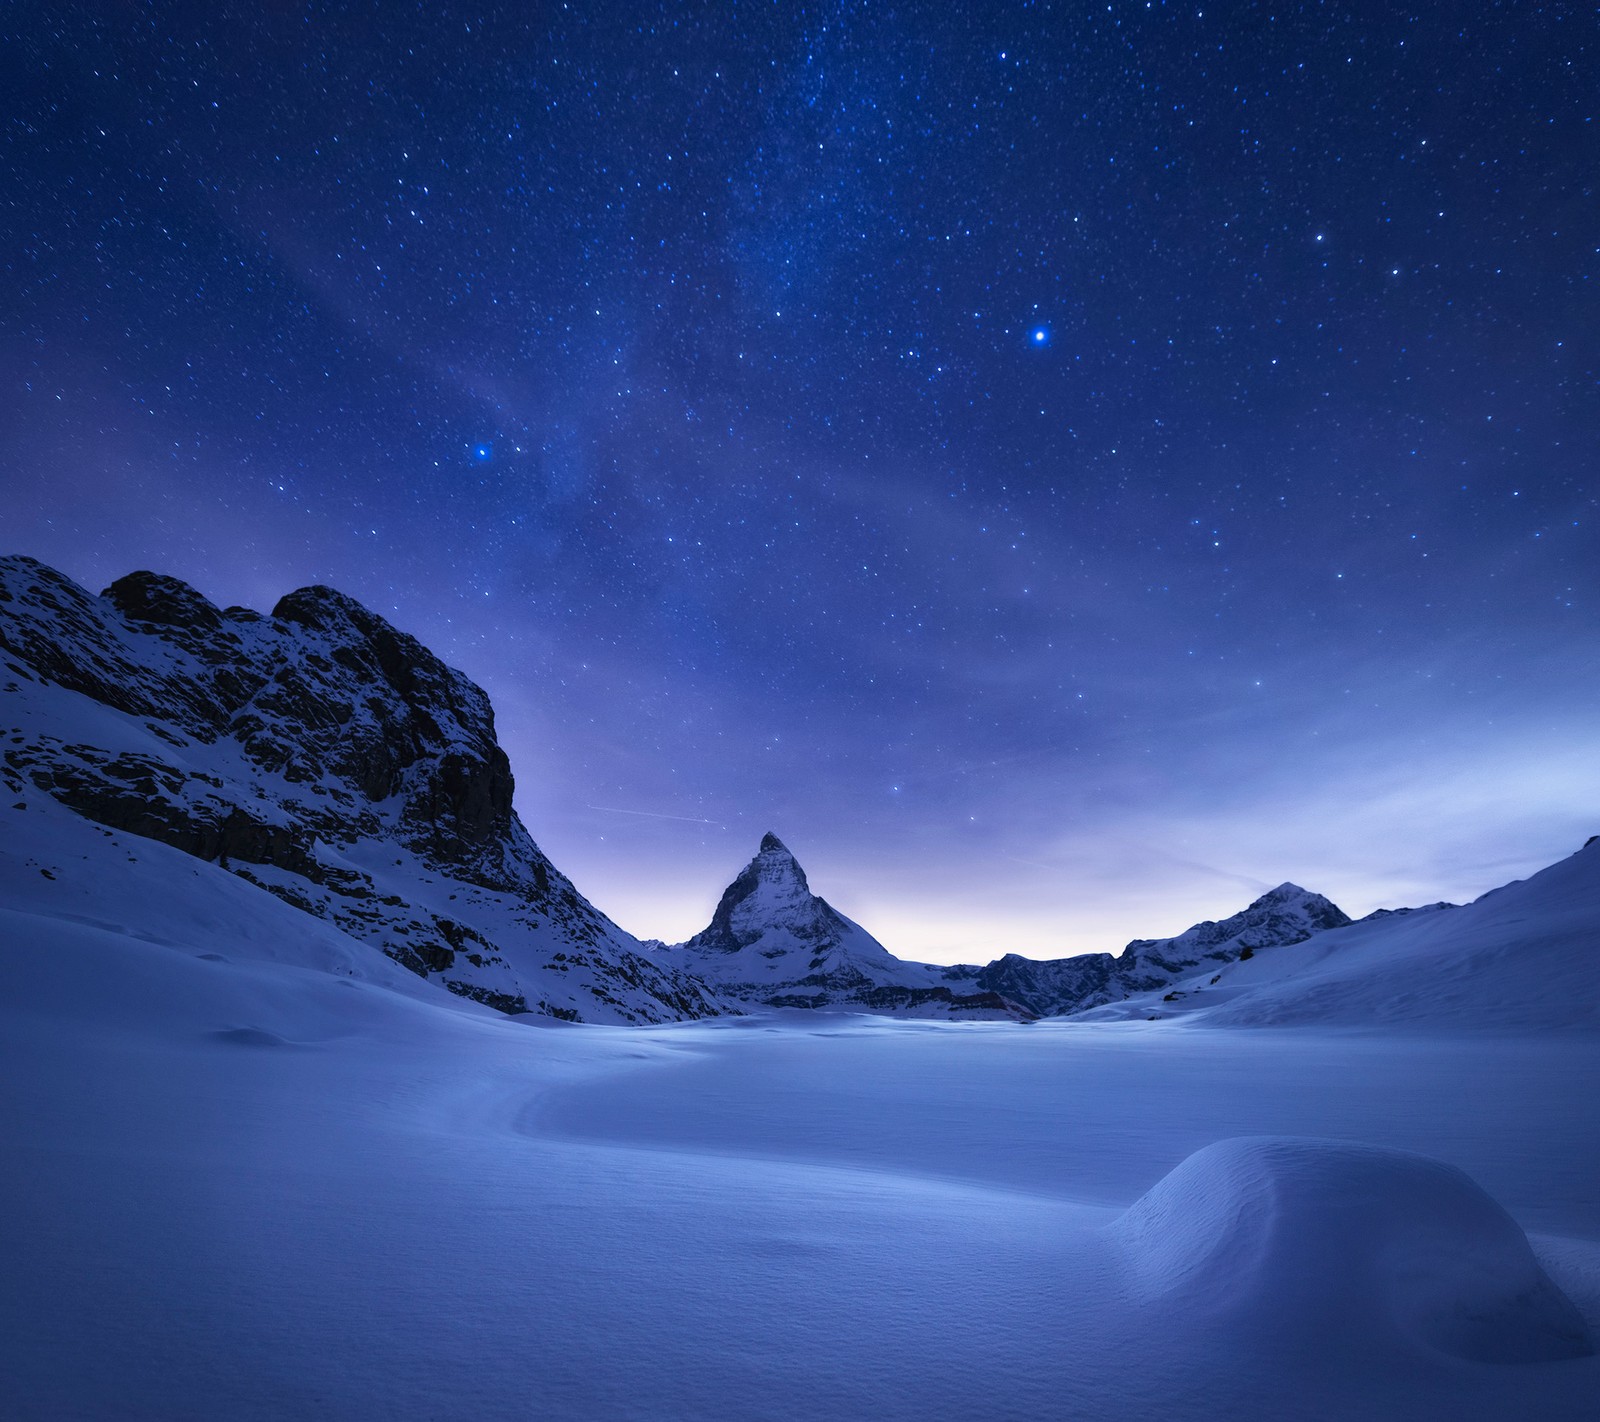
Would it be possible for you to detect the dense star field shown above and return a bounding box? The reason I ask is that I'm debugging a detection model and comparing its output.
[3,3,1596,957]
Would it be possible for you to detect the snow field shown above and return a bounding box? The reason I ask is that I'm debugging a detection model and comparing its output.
[3,799,1599,1419]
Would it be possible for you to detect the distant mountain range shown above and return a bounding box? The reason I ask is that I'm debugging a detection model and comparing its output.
[658,833,1354,1020]
[4,556,1592,1029]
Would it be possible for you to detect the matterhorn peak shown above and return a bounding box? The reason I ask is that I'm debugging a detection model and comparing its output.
[686,836,819,957]
[666,831,1027,1018]
[1256,882,1331,907]
[752,831,806,883]
[739,831,810,890]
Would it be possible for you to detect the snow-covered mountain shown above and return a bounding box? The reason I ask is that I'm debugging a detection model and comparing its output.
[0,556,734,1024]
[1122,838,1600,1031]
[938,882,1351,1017]
[6,557,1590,1037]
[663,833,1029,1018]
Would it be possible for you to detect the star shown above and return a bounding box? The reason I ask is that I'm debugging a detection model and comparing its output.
[4,0,1589,967]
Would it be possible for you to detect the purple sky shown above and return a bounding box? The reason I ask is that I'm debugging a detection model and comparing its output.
[5,3,1596,961]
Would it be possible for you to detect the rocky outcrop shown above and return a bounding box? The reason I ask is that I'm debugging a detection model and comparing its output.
[0,555,734,1025]
[1115,883,1351,992]
[941,951,1120,1020]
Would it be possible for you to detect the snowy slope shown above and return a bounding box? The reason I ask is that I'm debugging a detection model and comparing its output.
[663,833,1029,1017]
[940,881,1351,1016]
[0,556,733,1024]
[3,832,1598,1420]
[4,701,1599,1416]
[1079,839,1600,1031]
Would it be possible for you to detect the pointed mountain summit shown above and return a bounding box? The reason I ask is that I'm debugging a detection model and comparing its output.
[668,836,1031,1019]
[1189,836,1600,1030]
[685,832,866,958]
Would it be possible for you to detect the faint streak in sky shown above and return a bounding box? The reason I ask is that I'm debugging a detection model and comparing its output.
[588,805,726,828]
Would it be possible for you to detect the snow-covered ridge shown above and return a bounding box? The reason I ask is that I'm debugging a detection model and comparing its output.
[666,835,1355,1021]
[1151,837,1600,1032]
[936,881,1352,1018]
[0,555,734,1024]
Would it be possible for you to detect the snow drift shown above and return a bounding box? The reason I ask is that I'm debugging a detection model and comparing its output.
[4,790,1600,1419]
[1116,1136,1594,1364]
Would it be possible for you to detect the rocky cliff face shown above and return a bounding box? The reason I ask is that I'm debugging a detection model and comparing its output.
[0,556,733,1024]
[666,834,1032,1019]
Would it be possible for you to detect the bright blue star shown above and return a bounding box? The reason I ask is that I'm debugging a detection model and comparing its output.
[1030,326,1050,346]
[471,442,493,463]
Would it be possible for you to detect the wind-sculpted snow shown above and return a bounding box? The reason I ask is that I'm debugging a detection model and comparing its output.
[1116,1136,1593,1364]
[665,833,1031,1018]
[0,556,733,1023]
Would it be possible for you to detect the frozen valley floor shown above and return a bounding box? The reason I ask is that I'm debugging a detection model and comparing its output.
[3,901,1599,1421]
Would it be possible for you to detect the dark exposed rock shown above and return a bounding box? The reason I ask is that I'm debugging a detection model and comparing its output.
[0,555,736,1025]
[413,941,457,974]
[960,951,1120,1019]
[11,745,319,876]
[854,984,1034,1017]
[103,571,223,633]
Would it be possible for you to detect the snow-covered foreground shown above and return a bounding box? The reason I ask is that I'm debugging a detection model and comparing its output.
[3,808,1599,1419]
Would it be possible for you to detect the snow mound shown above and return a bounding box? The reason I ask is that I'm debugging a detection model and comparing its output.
[1115,1136,1594,1364]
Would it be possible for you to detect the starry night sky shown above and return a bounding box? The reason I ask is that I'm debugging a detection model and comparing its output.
[4,2,1597,960]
